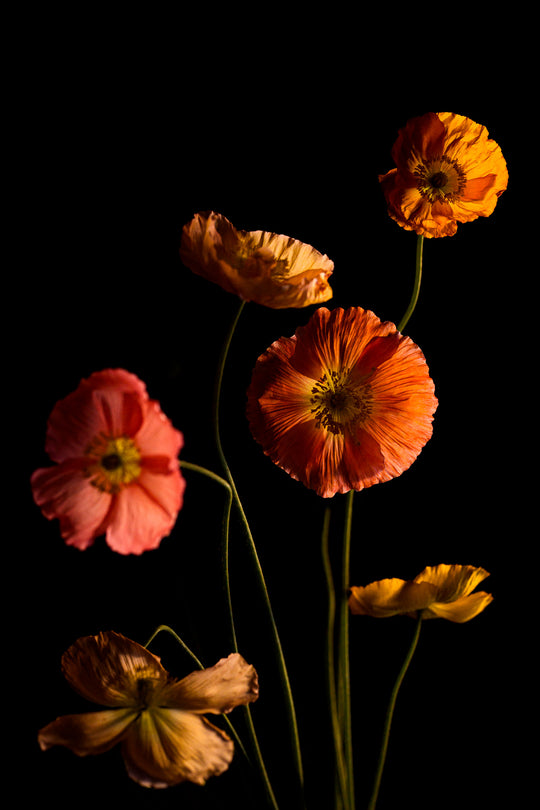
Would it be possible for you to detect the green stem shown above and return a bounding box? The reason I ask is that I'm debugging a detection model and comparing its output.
[321,507,350,810]
[213,300,301,808]
[397,234,424,333]
[337,490,355,810]
[144,624,249,763]
[180,460,238,653]
[367,614,423,810]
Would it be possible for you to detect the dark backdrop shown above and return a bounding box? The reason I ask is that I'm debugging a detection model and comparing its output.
[13,25,529,810]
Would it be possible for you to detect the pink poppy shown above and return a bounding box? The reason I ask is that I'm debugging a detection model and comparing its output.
[31,369,185,554]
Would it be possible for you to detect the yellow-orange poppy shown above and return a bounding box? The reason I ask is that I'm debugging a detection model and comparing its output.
[349,564,493,622]
[379,112,508,238]
[179,210,333,308]
[38,631,259,787]
[246,306,437,497]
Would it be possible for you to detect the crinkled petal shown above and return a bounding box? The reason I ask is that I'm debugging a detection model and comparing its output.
[162,653,259,714]
[135,399,184,461]
[349,578,437,617]
[44,370,147,462]
[38,709,135,756]
[61,631,167,706]
[105,469,184,554]
[30,461,112,550]
[424,591,494,622]
[122,709,234,787]
[414,564,491,602]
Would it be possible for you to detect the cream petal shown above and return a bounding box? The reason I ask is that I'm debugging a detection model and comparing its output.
[162,653,259,714]
[122,709,234,787]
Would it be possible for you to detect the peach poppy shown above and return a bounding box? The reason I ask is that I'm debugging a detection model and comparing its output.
[246,306,437,498]
[38,631,259,787]
[179,210,333,308]
[31,369,185,554]
[378,112,508,238]
[349,564,493,622]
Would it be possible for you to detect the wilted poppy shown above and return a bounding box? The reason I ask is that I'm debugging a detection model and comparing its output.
[38,631,259,787]
[246,306,437,497]
[379,112,508,238]
[31,369,185,554]
[179,210,333,308]
[349,564,493,622]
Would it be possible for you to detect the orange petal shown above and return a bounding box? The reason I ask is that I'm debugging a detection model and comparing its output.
[424,591,494,622]
[349,578,437,617]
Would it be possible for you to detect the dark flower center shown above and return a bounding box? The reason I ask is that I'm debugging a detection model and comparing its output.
[101,453,122,471]
[429,171,448,189]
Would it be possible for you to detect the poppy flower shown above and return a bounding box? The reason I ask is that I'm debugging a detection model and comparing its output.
[31,369,185,554]
[179,210,334,308]
[38,631,259,787]
[378,112,508,238]
[246,306,437,498]
[349,564,493,622]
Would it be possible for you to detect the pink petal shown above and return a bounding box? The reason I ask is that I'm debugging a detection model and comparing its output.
[135,399,184,461]
[163,654,259,714]
[105,469,185,554]
[122,710,234,787]
[30,461,112,550]
[45,370,147,463]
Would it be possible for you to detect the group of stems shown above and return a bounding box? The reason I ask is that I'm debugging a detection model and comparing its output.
[152,233,425,809]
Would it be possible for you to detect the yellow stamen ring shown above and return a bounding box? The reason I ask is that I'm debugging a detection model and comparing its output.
[85,433,142,493]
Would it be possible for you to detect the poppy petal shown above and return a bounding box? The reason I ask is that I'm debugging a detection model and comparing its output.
[163,653,259,714]
[122,710,234,787]
[349,579,437,617]
[30,461,112,550]
[424,591,494,622]
[38,709,135,756]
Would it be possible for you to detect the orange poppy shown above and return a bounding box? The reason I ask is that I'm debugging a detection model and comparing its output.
[379,112,508,238]
[179,210,333,308]
[349,564,493,622]
[38,631,259,787]
[246,306,437,497]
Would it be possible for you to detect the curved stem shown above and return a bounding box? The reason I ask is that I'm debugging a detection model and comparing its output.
[321,507,350,810]
[144,625,249,764]
[397,234,424,333]
[213,300,305,808]
[337,490,355,809]
[367,614,423,810]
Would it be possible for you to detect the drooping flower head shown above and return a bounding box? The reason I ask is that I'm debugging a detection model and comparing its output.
[179,210,334,308]
[31,369,185,554]
[247,306,437,498]
[379,112,508,238]
[349,564,493,622]
[38,631,259,788]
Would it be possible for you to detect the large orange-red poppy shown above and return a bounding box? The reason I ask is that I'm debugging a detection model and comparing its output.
[379,112,508,238]
[247,306,437,497]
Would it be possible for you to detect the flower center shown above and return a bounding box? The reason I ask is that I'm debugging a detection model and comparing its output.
[84,434,142,493]
[414,155,466,203]
[310,370,372,436]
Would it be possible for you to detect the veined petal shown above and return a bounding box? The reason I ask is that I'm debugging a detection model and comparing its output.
[424,591,494,622]
[61,631,167,706]
[162,653,259,714]
[414,564,491,602]
[30,461,112,550]
[38,709,135,756]
[349,578,437,617]
[105,470,184,554]
[122,709,234,787]
[135,399,184,460]
[45,370,147,462]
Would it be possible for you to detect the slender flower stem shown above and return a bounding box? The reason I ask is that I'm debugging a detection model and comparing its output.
[337,490,356,810]
[367,614,423,810]
[213,300,303,808]
[398,234,424,333]
[180,460,238,652]
[321,507,350,810]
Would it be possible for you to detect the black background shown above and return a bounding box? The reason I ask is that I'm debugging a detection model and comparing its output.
[12,15,530,810]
